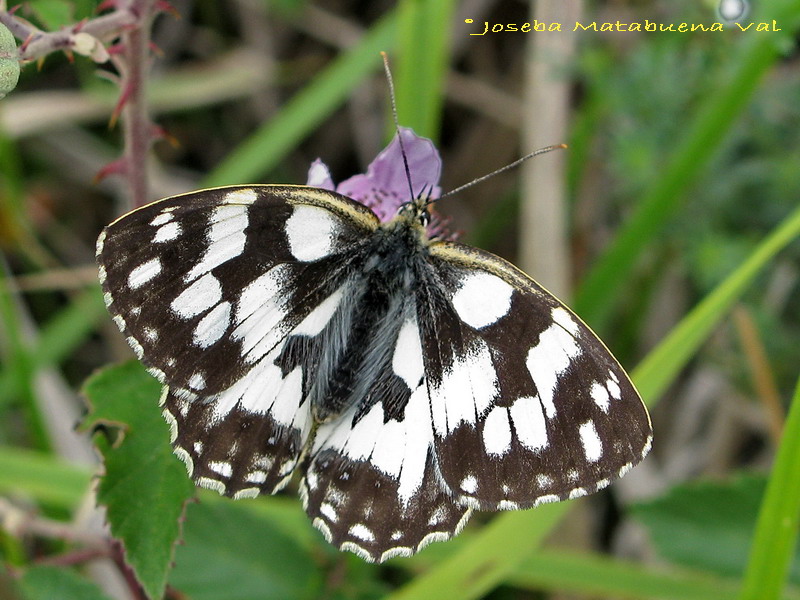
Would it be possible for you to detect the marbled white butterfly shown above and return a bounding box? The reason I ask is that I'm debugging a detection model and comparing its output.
[96,129,652,563]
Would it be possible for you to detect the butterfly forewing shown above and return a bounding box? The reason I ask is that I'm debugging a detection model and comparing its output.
[421,242,651,509]
[98,186,378,495]
[98,185,378,396]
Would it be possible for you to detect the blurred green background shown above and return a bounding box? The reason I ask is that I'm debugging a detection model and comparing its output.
[1,0,800,598]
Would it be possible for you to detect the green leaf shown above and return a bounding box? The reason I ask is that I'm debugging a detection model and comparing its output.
[740,376,800,600]
[81,361,194,600]
[203,11,397,187]
[632,475,800,585]
[17,566,112,600]
[169,500,323,600]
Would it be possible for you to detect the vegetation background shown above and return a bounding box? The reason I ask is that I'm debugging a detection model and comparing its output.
[1,0,799,598]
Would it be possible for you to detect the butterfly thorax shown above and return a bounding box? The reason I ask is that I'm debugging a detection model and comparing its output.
[306,208,431,424]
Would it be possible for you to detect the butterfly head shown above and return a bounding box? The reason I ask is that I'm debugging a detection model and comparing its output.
[393,195,431,232]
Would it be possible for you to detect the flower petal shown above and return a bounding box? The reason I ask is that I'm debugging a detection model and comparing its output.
[337,127,442,222]
[306,159,335,190]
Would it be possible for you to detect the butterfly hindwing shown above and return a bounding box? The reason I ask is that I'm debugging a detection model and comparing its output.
[301,380,471,562]
[420,242,652,510]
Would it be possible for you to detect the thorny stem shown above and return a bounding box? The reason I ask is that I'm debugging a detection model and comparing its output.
[117,0,157,208]
[0,7,137,61]
[0,0,162,209]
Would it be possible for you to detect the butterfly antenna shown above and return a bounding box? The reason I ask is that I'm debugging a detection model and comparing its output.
[434,144,568,204]
[381,52,416,202]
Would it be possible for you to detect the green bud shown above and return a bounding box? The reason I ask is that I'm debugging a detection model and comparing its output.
[0,23,21,99]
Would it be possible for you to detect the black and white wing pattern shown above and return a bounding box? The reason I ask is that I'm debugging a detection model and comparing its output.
[97,184,652,564]
[419,244,651,510]
[98,185,378,497]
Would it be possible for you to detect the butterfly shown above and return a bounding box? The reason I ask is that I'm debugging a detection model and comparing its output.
[96,129,652,563]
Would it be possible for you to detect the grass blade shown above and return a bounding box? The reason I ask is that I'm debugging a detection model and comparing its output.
[0,446,91,508]
[202,12,397,187]
[632,203,800,405]
[509,549,800,600]
[739,376,800,600]
[393,0,456,141]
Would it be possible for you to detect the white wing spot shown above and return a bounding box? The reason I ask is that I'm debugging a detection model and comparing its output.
[143,327,158,342]
[460,474,478,494]
[234,265,291,363]
[579,420,603,463]
[320,502,337,522]
[285,205,338,262]
[526,320,581,418]
[98,265,107,284]
[536,474,553,488]
[348,524,375,542]
[431,339,497,435]
[127,336,144,359]
[534,494,560,506]
[223,188,258,204]
[153,221,181,243]
[128,258,162,289]
[451,271,514,329]
[112,315,126,331]
[508,395,548,452]
[551,306,580,335]
[96,230,106,255]
[233,488,260,500]
[428,505,449,525]
[150,212,173,226]
[590,381,611,412]
[185,205,248,282]
[246,471,267,484]
[171,273,223,319]
[193,441,204,454]
[209,461,233,478]
[198,477,226,494]
[606,376,622,400]
[188,372,206,390]
[292,287,344,336]
[392,318,424,389]
[482,406,512,455]
[569,487,588,499]
[193,301,231,347]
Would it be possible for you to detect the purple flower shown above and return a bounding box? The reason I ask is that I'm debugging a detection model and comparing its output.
[307,127,454,239]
